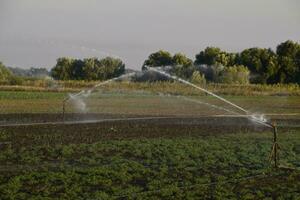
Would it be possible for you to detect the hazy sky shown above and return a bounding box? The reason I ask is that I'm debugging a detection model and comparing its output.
[0,0,299,70]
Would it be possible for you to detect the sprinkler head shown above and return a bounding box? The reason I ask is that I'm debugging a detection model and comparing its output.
[271,121,277,129]
[63,96,70,103]
[250,114,267,123]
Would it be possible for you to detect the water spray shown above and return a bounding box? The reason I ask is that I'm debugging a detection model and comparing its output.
[62,72,136,121]
[146,66,279,168]
[145,66,272,128]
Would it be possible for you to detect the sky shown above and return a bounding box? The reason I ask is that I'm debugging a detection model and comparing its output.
[0,0,299,70]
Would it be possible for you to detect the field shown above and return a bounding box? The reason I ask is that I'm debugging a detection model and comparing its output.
[0,85,300,199]
[1,131,299,199]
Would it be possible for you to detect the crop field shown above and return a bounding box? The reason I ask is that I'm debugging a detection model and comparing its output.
[1,90,300,115]
[2,0,300,198]
[0,89,300,199]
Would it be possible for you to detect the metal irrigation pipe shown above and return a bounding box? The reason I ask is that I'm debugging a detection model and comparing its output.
[266,121,279,168]
[62,97,69,122]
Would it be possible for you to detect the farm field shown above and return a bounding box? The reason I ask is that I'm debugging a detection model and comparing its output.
[1,0,300,199]
[0,131,299,199]
[0,90,300,115]
[0,89,300,199]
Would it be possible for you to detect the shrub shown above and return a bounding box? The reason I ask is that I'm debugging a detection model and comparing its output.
[197,64,224,82]
[0,62,12,82]
[51,57,125,81]
[191,71,206,85]
[218,65,250,84]
[8,76,24,85]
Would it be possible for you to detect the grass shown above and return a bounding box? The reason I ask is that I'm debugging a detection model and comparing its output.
[1,81,300,96]
[0,91,65,100]
[0,90,299,115]
[0,91,66,113]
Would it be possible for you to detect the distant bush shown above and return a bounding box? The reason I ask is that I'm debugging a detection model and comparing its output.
[132,71,169,82]
[143,40,300,84]
[51,57,125,81]
[196,64,224,82]
[8,76,24,85]
[143,51,198,81]
[8,67,49,78]
[0,62,12,82]
[172,65,196,80]
[218,65,250,84]
[191,71,206,85]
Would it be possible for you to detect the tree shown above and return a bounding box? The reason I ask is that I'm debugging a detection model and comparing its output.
[218,65,250,84]
[82,58,98,81]
[72,59,85,80]
[194,47,236,67]
[143,50,173,69]
[197,64,224,82]
[51,57,75,80]
[142,51,196,80]
[51,57,125,81]
[237,48,279,84]
[0,62,12,82]
[195,47,221,66]
[172,53,195,79]
[172,53,193,67]
[276,40,300,83]
[96,57,125,80]
[173,65,196,80]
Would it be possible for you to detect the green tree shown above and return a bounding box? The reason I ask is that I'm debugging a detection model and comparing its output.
[96,57,125,80]
[194,47,236,67]
[82,58,98,81]
[0,62,12,82]
[197,64,224,82]
[218,65,250,84]
[173,65,196,79]
[142,51,196,80]
[172,53,195,79]
[237,48,279,83]
[276,40,300,83]
[195,47,222,66]
[0,62,25,85]
[143,50,173,69]
[72,59,85,80]
[51,57,75,80]
[172,53,193,66]
[51,57,125,81]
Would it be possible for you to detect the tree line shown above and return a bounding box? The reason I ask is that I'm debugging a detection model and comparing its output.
[0,40,299,84]
[51,57,125,81]
[142,40,300,84]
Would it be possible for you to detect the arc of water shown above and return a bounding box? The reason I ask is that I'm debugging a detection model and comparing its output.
[157,92,239,115]
[146,66,272,128]
[67,72,136,100]
[179,96,240,116]
[165,94,271,127]
[147,67,248,113]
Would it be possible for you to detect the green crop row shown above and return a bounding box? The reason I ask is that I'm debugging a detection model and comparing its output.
[0,131,299,199]
[1,81,300,96]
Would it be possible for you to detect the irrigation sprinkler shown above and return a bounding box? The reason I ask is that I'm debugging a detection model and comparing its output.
[146,66,282,169]
[61,72,136,122]
[268,121,279,168]
[62,97,69,122]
